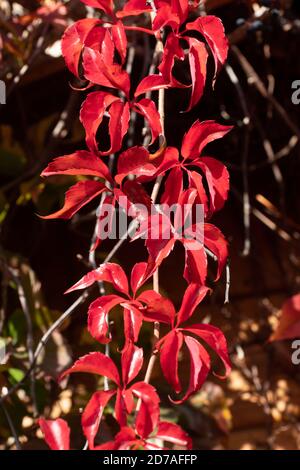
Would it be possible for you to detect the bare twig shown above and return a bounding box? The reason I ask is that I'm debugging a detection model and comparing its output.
[249,135,298,171]
[6,22,50,98]
[0,402,22,450]
[0,290,88,405]
[255,118,285,207]
[88,152,115,392]
[225,62,251,255]
[232,187,293,243]
[15,279,38,417]
[137,8,166,397]
[232,46,300,139]
[225,261,231,305]
[0,260,38,416]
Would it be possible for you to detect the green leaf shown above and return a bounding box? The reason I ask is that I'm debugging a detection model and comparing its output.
[8,368,25,383]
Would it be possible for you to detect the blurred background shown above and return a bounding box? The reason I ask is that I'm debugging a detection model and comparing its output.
[1,0,300,450]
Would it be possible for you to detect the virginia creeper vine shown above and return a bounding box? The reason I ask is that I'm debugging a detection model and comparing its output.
[38,0,232,450]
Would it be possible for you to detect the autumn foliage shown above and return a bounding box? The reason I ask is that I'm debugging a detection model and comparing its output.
[38,0,232,450]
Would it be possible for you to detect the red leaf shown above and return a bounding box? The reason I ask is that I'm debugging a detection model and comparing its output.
[94,440,117,450]
[159,330,184,394]
[122,388,135,415]
[82,390,115,449]
[156,421,192,449]
[149,147,179,180]
[80,91,116,153]
[61,19,100,77]
[161,167,183,206]
[88,295,124,343]
[121,342,143,386]
[111,21,127,64]
[83,24,107,51]
[65,262,129,296]
[145,237,176,280]
[204,223,228,280]
[112,427,137,449]
[83,48,130,97]
[131,382,160,438]
[38,418,70,450]
[183,239,207,285]
[158,33,186,87]
[176,283,210,326]
[181,120,233,160]
[133,99,162,144]
[115,146,156,185]
[153,146,179,177]
[40,180,106,220]
[130,262,148,296]
[174,187,198,231]
[118,179,153,214]
[192,157,229,214]
[186,38,208,111]
[171,0,189,25]
[187,170,209,214]
[99,28,115,65]
[269,294,300,342]
[41,150,112,183]
[116,0,151,18]
[59,351,120,386]
[138,290,176,324]
[106,100,131,154]
[185,16,228,79]
[146,239,176,278]
[122,305,143,344]
[135,74,170,98]
[185,323,231,378]
[114,388,128,427]
[172,335,210,403]
[152,4,181,32]
[80,91,130,155]
[94,427,139,450]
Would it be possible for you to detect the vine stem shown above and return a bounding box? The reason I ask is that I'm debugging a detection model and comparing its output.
[138,19,166,395]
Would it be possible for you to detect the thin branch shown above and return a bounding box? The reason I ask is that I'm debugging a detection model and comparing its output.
[225,261,231,305]
[225,62,251,255]
[231,45,300,139]
[231,187,294,243]
[6,22,50,99]
[254,117,285,208]
[15,279,38,417]
[0,402,22,450]
[0,261,38,416]
[89,153,115,392]
[138,9,165,398]
[249,135,298,171]
[0,291,88,405]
